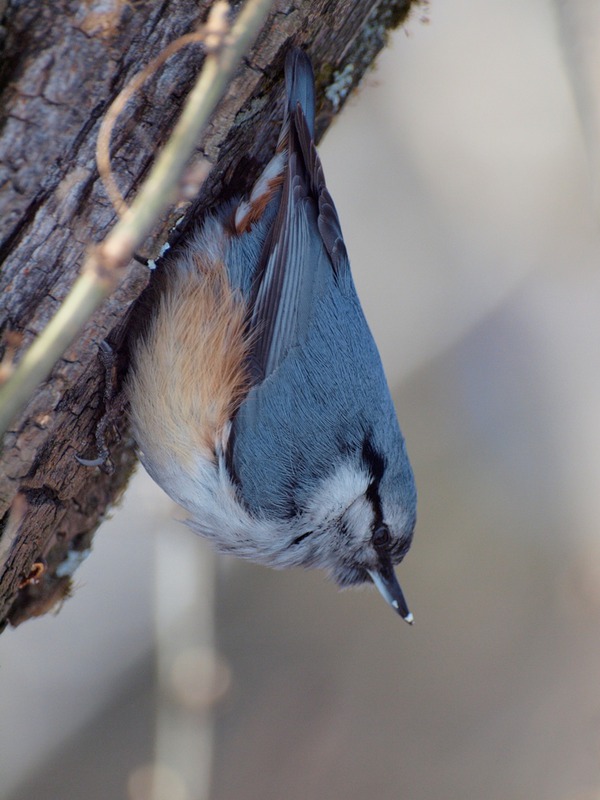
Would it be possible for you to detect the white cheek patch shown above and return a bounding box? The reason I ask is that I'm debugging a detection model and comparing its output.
[343,495,376,538]
[303,466,371,531]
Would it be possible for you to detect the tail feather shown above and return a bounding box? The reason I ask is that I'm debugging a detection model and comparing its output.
[236,48,315,233]
[284,48,315,139]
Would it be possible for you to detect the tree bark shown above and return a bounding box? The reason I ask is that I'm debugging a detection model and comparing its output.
[0,0,415,630]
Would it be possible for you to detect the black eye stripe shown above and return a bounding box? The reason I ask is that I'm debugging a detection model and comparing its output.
[365,488,384,545]
[361,435,387,533]
[361,436,385,484]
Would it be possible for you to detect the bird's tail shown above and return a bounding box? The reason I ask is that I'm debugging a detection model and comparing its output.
[284,47,315,139]
[235,48,316,233]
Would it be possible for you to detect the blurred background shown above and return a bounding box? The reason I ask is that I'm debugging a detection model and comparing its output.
[3,0,600,798]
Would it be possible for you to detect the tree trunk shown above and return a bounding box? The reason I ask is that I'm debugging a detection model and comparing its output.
[0,0,415,630]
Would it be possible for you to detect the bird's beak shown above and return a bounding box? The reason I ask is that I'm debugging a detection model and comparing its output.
[367,562,413,624]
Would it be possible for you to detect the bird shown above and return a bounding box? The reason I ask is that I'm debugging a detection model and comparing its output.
[126,47,417,621]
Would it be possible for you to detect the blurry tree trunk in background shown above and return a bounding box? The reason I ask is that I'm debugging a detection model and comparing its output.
[0,0,415,630]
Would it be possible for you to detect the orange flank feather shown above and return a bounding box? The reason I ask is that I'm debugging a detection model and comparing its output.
[127,257,252,468]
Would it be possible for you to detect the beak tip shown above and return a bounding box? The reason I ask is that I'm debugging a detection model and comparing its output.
[392,600,413,624]
[368,566,413,624]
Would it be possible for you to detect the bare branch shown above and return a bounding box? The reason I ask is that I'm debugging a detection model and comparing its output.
[0,0,274,437]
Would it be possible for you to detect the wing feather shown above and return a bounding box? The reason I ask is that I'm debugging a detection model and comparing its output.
[247,62,350,382]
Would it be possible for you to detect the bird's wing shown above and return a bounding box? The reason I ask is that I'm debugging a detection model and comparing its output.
[243,49,350,383]
[248,101,350,382]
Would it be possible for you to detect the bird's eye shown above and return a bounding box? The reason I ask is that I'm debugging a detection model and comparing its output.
[372,524,391,549]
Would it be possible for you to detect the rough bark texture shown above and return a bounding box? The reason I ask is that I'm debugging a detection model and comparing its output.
[0,0,415,630]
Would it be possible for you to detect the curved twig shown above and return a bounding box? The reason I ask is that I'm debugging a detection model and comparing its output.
[0,0,274,438]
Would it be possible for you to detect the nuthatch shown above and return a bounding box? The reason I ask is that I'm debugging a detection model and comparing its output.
[127,48,417,621]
